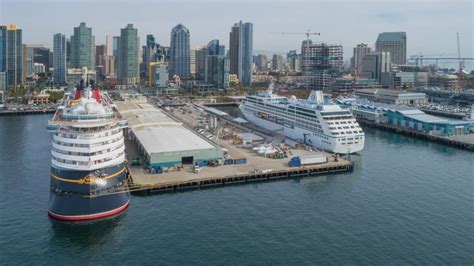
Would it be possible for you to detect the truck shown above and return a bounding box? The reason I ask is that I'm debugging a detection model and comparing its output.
[288,154,327,167]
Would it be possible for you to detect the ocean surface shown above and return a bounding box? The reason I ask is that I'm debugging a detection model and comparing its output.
[0,114,473,265]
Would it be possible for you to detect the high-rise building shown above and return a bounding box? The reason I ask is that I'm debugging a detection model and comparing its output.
[53,33,67,85]
[229,21,253,86]
[70,22,95,70]
[170,24,190,79]
[301,41,343,90]
[190,49,196,76]
[287,50,301,73]
[360,51,392,86]
[207,39,221,56]
[0,24,23,89]
[106,35,114,56]
[117,24,139,86]
[33,47,50,72]
[272,54,284,71]
[351,43,371,76]
[195,47,207,80]
[254,54,268,71]
[66,38,71,68]
[148,62,169,87]
[95,45,106,66]
[375,32,407,65]
[24,45,37,78]
[205,55,230,89]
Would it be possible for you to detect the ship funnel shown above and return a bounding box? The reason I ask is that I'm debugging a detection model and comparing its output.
[307,90,324,104]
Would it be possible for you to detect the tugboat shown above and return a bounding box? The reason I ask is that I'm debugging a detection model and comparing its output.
[47,80,130,221]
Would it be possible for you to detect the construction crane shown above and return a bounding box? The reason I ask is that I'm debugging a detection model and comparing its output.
[277,30,321,90]
[456,32,462,91]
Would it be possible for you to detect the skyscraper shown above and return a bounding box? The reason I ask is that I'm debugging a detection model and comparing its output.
[70,22,95,70]
[301,41,343,90]
[195,47,207,80]
[375,32,407,65]
[106,35,114,56]
[229,21,253,86]
[0,24,23,89]
[117,24,139,86]
[272,54,284,71]
[205,55,229,89]
[360,51,392,86]
[170,24,190,79]
[53,33,67,85]
[351,43,371,76]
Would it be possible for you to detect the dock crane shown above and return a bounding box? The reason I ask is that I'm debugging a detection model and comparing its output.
[277,30,321,90]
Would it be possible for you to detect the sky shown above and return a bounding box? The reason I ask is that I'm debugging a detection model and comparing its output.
[1,0,473,68]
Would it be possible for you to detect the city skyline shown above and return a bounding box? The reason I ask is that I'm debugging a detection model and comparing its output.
[1,0,472,63]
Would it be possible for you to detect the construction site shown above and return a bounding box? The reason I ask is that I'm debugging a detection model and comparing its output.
[115,96,354,194]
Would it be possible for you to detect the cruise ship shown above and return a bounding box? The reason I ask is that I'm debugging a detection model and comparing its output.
[239,86,365,153]
[47,81,130,221]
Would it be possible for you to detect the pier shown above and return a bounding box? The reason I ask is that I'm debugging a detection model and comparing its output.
[121,100,355,195]
[127,160,353,195]
[358,119,474,151]
[0,109,55,116]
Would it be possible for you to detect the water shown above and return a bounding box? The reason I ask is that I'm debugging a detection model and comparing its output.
[0,114,473,265]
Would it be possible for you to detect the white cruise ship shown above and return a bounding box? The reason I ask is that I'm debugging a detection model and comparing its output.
[239,87,365,154]
[46,82,130,221]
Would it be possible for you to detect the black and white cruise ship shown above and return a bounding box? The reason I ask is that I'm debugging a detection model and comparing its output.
[46,81,130,221]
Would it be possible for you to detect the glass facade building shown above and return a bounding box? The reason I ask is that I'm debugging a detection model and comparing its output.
[70,22,95,70]
[170,24,190,79]
[53,33,67,85]
[0,24,23,89]
[117,24,139,86]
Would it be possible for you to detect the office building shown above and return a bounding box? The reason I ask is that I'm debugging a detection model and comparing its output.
[190,49,196,76]
[360,52,392,86]
[33,47,50,72]
[0,72,6,91]
[229,21,253,86]
[95,44,106,66]
[301,40,342,90]
[170,24,190,79]
[205,55,230,89]
[53,33,67,85]
[116,24,139,87]
[287,50,300,73]
[70,22,95,70]
[24,45,37,78]
[149,62,169,87]
[254,54,268,71]
[106,35,114,56]
[0,24,23,88]
[195,47,207,79]
[351,43,371,76]
[272,54,284,71]
[375,32,407,65]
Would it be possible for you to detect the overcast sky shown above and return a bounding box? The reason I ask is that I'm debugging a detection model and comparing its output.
[1,0,473,68]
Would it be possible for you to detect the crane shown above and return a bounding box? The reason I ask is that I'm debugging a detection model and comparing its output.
[277,30,321,90]
[456,32,463,91]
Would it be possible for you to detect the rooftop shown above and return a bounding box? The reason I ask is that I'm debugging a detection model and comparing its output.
[116,100,216,155]
[377,32,406,42]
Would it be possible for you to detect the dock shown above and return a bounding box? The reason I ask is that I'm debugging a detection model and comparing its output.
[122,100,354,195]
[358,119,474,151]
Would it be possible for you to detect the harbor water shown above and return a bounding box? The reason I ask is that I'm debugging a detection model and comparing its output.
[0,114,473,264]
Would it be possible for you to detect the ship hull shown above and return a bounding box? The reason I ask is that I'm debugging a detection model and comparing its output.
[48,162,130,221]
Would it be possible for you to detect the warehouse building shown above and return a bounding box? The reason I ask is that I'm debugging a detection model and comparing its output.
[116,99,223,168]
